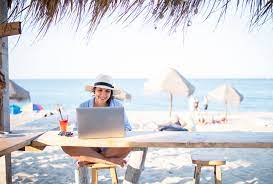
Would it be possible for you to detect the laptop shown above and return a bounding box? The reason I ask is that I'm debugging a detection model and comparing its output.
[76,107,125,139]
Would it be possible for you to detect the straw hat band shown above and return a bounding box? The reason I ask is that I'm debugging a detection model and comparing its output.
[85,74,121,95]
[94,82,114,88]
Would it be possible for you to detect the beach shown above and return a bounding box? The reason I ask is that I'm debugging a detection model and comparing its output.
[10,111,273,184]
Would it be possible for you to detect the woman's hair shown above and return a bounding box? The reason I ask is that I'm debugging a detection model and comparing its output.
[93,87,114,106]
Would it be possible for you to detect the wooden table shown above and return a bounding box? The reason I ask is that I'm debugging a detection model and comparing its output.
[26,131,273,184]
[0,132,43,157]
[0,133,43,183]
[32,131,273,148]
[0,115,57,184]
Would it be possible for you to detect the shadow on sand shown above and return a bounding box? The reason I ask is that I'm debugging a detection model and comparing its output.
[11,148,273,184]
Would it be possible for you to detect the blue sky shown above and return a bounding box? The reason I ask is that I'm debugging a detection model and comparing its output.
[8,10,273,79]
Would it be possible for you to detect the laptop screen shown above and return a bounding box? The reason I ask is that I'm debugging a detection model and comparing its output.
[76,107,125,139]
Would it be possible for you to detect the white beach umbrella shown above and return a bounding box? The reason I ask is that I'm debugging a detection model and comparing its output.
[144,68,195,117]
[207,84,243,122]
[114,87,132,102]
[9,80,31,101]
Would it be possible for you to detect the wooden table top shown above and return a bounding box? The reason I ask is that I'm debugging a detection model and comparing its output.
[0,132,43,156]
[32,131,273,148]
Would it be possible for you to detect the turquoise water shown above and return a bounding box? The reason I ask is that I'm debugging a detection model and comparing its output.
[12,79,273,112]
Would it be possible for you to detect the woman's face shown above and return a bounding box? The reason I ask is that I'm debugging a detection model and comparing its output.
[93,87,112,106]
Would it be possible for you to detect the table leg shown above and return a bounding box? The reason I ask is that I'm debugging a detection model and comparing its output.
[0,154,12,184]
[75,166,90,184]
[214,165,222,184]
[123,148,148,184]
[194,165,201,184]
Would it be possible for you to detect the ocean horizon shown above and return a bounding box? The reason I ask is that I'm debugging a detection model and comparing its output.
[11,78,273,112]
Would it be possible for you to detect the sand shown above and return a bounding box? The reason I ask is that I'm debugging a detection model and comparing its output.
[10,111,273,184]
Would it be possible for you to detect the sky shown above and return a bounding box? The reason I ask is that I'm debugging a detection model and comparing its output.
[8,8,273,79]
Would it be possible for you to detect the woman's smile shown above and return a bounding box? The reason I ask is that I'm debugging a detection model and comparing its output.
[94,87,112,106]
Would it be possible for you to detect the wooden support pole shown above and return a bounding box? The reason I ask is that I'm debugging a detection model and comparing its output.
[0,0,10,131]
[0,0,11,183]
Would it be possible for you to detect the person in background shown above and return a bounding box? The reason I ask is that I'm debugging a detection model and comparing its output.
[191,97,207,124]
[203,96,208,111]
[189,96,202,112]
[193,97,200,111]
[62,74,132,167]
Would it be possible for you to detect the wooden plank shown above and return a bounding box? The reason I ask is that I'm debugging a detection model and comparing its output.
[0,132,44,156]
[88,163,117,169]
[32,131,273,148]
[191,154,226,166]
[18,145,46,152]
[0,22,21,38]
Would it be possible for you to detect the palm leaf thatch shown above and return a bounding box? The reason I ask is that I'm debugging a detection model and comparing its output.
[5,0,273,35]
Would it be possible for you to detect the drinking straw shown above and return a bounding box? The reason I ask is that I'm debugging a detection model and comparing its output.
[58,107,64,120]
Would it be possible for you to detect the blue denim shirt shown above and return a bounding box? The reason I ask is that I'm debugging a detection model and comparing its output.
[80,96,132,131]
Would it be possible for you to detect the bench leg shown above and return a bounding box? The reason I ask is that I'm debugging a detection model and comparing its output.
[193,165,201,184]
[110,167,118,184]
[91,168,98,184]
[214,166,222,184]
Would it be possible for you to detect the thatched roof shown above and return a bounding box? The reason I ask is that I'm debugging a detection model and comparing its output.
[5,0,273,35]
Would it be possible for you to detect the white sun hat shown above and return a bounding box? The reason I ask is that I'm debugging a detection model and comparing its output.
[85,74,121,95]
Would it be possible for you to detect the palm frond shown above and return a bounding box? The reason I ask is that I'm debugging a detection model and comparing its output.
[7,0,273,35]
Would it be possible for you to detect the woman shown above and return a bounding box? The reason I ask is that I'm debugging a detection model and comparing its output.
[62,74,132,167]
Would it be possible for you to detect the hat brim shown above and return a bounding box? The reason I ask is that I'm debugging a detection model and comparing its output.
[85,85,121,95]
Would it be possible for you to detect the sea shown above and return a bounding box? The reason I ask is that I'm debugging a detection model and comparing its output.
[12,79,273,112]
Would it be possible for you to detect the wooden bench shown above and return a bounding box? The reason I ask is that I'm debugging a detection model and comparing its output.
[191,154,226,184]
[87,163,118,184]
[75,148,148,184]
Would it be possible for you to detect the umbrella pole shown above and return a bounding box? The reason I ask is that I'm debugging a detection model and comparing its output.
[225,102,228,123]
[169,93,173,117]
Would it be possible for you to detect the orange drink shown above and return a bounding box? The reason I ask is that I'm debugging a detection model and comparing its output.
[59,119,68,132]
